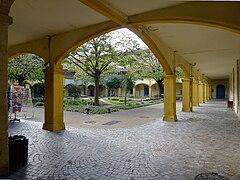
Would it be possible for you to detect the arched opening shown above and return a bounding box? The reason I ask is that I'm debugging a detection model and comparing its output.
[216,84,225,99]
[8,53,45,121]
[88,85,95,96]
[175,66,185,100]
[59,27,169,128]
[151,83,163,98]
[135,84,149,97]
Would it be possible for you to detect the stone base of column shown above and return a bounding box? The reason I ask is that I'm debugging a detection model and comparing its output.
[163,115,177,122]
[0,132,9,175]
[192,102,200,106]
[0,162,9,175]
[43,122,65,131]
[182,107,192,112]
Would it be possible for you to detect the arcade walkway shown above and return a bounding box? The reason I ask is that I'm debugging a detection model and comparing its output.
[1,100,239,180]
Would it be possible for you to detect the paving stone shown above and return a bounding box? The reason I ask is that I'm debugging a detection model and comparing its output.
[0,100,239,179]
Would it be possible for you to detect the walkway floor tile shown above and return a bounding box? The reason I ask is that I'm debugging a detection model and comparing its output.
[1,100,239,180]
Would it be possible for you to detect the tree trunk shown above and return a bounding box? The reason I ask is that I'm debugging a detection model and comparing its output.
[157,79,163,98]
[18,76,26,86]
[124,89,127,105]
[94,72,100,106]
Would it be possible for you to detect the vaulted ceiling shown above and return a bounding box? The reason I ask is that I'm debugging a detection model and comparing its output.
[9,0,240,79]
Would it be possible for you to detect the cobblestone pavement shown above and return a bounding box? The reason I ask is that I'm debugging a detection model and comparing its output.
[1,100,240,180]
[21,102,182,129]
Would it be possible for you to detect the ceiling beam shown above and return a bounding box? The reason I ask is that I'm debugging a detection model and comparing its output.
[128,2,240,34]
[79,0,128,25]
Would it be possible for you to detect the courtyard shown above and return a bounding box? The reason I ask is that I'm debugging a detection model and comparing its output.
[1,100,239,180]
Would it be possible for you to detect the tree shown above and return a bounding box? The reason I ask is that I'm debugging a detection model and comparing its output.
[129,49,185,98]
[65,33,121,106]
[32,83,44,98]
[8,54,44,86]
[131,49,164,98]
[65,84,82,99]
[121,73,136,105]
[103,74,122,96]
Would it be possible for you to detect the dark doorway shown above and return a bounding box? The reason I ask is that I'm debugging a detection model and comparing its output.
[216,85,225,99]
[144,85,149,96]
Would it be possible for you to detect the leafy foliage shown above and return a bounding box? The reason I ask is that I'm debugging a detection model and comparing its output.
[65,33,119,105]
[64,99,94,106]
[127,48,164,97]
[8,54,44,86]
[66,34,118,79]
[103,74,122,96]
[32,83,44,98]
[65,84,83,99]
[175,67,184,80]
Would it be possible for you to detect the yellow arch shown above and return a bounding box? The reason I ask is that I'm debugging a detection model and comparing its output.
[87,84,95,88]
[128,2,240,35]
[8,52,45,62]
[176,64,189,79]
[192,70,199,81]
[57,25,173,75]
[135,83,149,87]
[55,22,120,66]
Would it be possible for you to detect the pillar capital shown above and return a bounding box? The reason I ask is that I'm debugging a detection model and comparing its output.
[163,73,176,79]
[44,65,64,74]
[192,80,199,84]
[182,78,191,82]
[0,13,12,26]
[0,0,15,25]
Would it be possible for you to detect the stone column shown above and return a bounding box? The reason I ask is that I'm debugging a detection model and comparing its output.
[149,79,152,97]
[43,65,65,131]
[105,88,108,97]
[85,85,88,96]
[198,82,203,104]
[206,84,209,101]
[0,1,14,174]
[133,87,136,97]
[163,74,177,122]
[204,83,207,102]
[208,85,210,100]
[182,78,191,112]
[202,82,205,103]
[118,88,122,97]
[192,80,199,106]
[149,86,152,97]
[209,84,212,99]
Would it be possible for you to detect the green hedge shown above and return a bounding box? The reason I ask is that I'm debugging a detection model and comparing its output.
[64,105,115,114]
[33,97,44,105]
[64,99,94,106]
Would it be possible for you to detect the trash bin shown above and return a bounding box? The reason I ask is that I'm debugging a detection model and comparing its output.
[227,101,233,108]
[9,135,28,171]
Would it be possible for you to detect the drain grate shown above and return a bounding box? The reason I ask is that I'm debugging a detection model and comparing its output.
[139,116,150,118]
[195,173,229,180]
[102,120,121,125]
[84,121,96,124]
[189,118,206,122]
